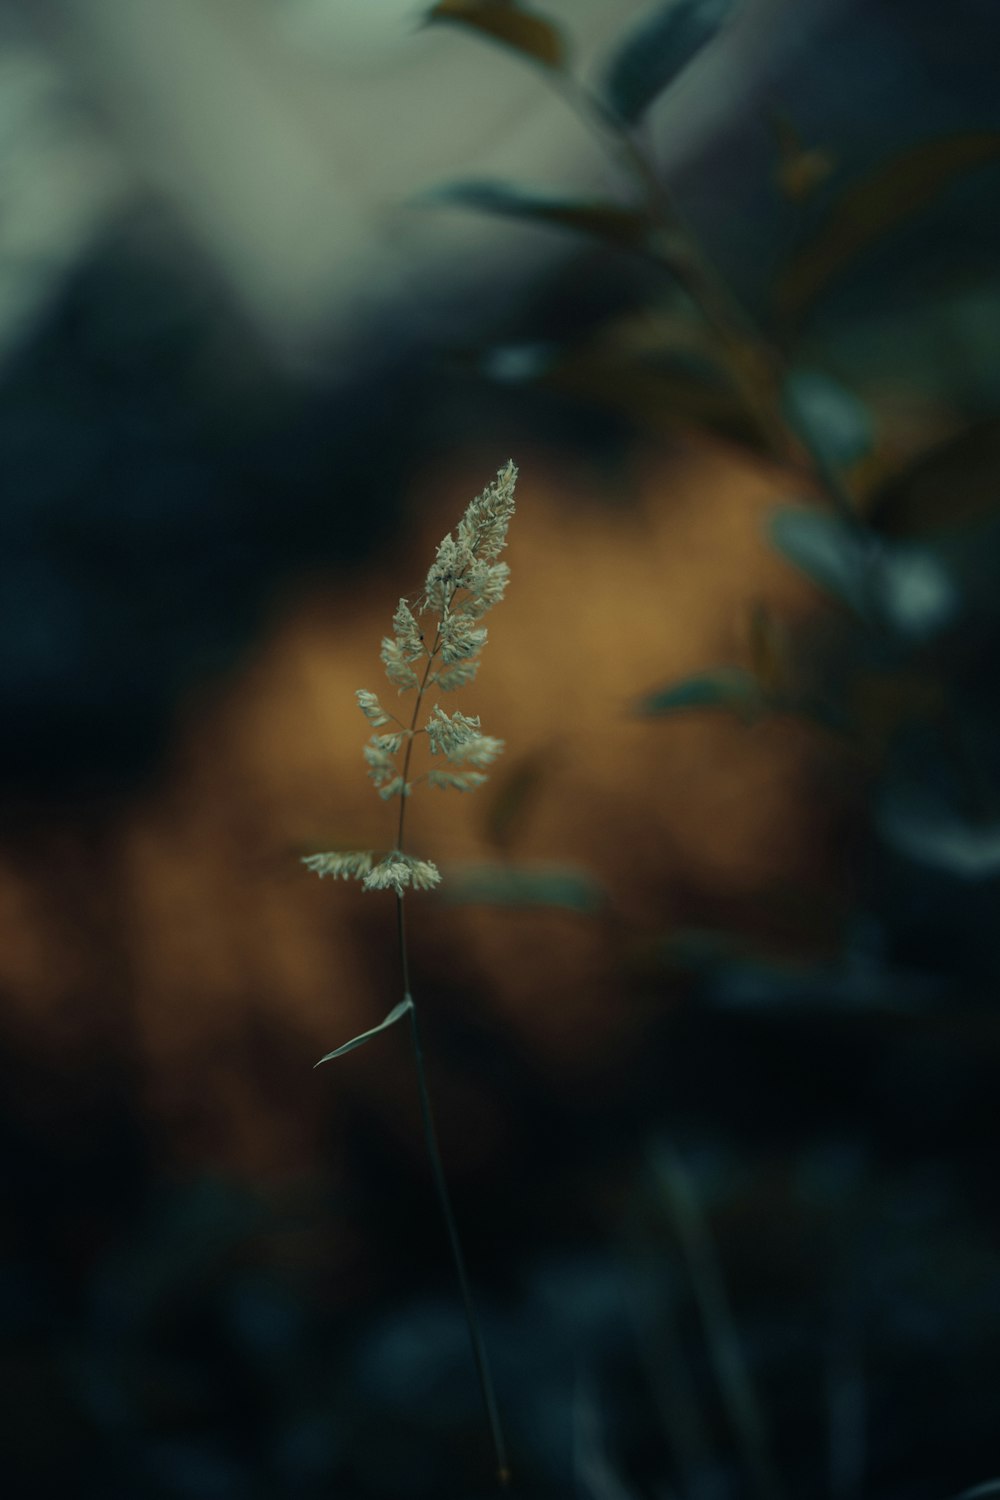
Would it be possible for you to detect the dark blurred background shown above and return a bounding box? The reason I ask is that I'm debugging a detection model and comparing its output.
[2,1,1000,1496]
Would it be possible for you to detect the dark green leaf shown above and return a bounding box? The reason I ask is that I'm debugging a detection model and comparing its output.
[478,341,559,383]
[601,0,739,125]
[314,996,412,1067]
[776,132,1000,321]
[470,311,767,449]
[441,862,605,914]
[426,0,565,69]
[745,600,789,698]
[768,506,871,616]
[877,787,1000,880]
[647,1142,773,1489]
[946,1483,1000,1500]
[770,508,957,639]
[782,369,874,470]
[636,667,761,718]
[541,349,772,454]
[420,180,651,251]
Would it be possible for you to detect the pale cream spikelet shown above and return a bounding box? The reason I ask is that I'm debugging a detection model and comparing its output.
[303,461,517,894]
[302,850,375,881]
[356,689,391,726]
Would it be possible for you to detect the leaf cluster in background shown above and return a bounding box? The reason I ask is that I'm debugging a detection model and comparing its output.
[420,0,1000,910]
[600,0,741,124]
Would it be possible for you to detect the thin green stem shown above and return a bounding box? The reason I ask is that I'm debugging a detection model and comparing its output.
[653,1145,784,1500]
[396,642,437,854]
[395,889,412,998]
[392,621,510,1487]
[397,898,510,1487]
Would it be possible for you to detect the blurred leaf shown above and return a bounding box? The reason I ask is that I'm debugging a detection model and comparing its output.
[483,746,555,850]
[782,369,874,471]
[768,506,872,616]
[470,307,767,450]
[777,132,1000,320]
[470,303,705,390]
[588,305,717,360]
[426,0,565,69]
[775,148,837,204]
[441,862,605,913]
[420,180,651,251]
[641,657,848,735]
[768,111,835,202]
[874,543,957,641]
[478,341,560,383]
[601,0,740,125]
[868,419,1000,537]
[314,997,412,1067]
[877,788,1000,880]
[771,508,958,640]
[542,348,772,453]
[636,667,762,719]
[673,940,938,1012]
[745,602,791,699]
[648,1143,779,1500]
[947,1484,1000,1500]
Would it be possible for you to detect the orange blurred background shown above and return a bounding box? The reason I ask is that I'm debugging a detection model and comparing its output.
[0,439,854,1182]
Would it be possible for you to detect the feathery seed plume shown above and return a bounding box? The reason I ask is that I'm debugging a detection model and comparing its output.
[303,461,517,892]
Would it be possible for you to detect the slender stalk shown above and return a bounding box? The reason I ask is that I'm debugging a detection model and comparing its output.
[653,1146,784,1500]
[552,73,860,523]
[308,468,517,1483]
[393,627,511,1488]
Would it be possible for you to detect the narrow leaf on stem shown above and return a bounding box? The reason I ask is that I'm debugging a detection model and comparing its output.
[426,0,566,70]
[601,0,741,125]
[636,667,762,720]
[314,996,413,1067]
[420,180,652,252]
[776,131,1000,321]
